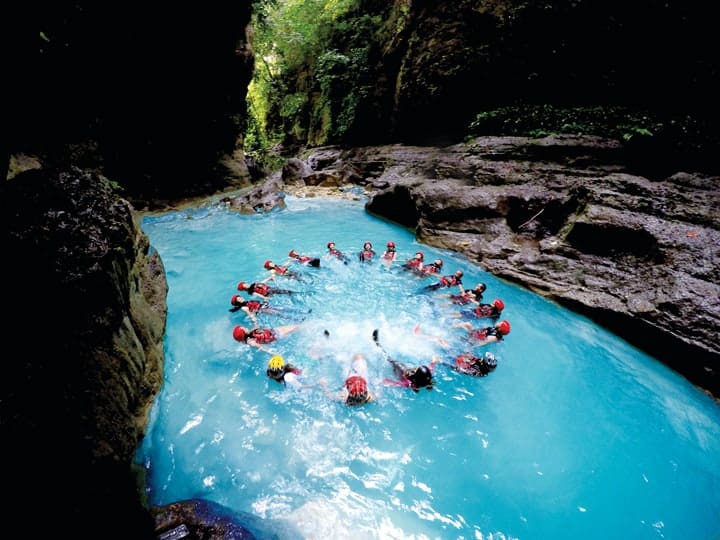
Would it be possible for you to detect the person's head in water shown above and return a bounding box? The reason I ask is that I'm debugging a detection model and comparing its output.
[232,325,249,342]
[267,355,286,382]
[344,375,369,405]
[386,241,396,251]
[363,242,372,250]
[230,294,246,307]
[406,365,433,392]
[496,319,511,336]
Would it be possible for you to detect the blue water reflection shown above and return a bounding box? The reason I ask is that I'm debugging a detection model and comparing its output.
[137,195,720,540]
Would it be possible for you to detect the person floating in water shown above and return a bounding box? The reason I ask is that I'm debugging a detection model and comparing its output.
[264,260,303,281]
[421,258,444,276]
[437,351,498,377]
[381,241,397,265]
[287,249,320,268]
[266,355,303,388]
[402,251,424,273]
[442,282,487,305]
[420,269,465,294]
[229,295,310,324]
[325,241,349,264]
[320,353,376,406]
[358,241,376,263]
[237,281,296,301]
[451,298,505,321]
[373,329,435,392]
[455,319,511,346]
[416,320,510,348]
[232,323,301,352]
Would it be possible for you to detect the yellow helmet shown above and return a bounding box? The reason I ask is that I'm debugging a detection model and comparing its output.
[268,355,285,370]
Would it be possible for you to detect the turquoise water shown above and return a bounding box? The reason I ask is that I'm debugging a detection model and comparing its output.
[137,195,720,540]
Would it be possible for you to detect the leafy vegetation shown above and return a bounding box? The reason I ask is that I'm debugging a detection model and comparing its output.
[468,105,663,142]
[246,0,386,166]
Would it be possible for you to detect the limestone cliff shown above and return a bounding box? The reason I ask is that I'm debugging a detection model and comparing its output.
[0,167,166,538]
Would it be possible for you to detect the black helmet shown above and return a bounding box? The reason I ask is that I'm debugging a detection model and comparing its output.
[408,365,433,389]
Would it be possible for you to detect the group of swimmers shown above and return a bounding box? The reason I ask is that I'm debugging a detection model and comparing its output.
[229,240,513,406]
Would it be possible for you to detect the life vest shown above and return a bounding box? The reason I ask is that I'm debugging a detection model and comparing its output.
[455,354,496,376]
[382,251,395,260]
[250,283,270,296]
[406,259,422,270]
[274,265,289,275]
[422,263,441,274]
[456,353,478,370]
[439,275,456,287]
[295,255,311,263]
[470,326,500,341]
[359,249,375,261]
[473,304,495,318]
[246,300,264,312]
[250,328,276,344]
[449,293,471,304]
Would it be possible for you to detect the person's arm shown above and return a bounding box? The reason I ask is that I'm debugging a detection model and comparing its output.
[242,306,258,326]
[247,338,273,354]
[477,335,499,347]
[251,290,269,301]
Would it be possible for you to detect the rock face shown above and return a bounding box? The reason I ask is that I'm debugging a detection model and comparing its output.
[277,136,720,397]
[0,167,167,538]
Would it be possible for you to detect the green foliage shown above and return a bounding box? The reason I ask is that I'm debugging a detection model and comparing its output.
[468,105,665,142]
[247,0,384,160]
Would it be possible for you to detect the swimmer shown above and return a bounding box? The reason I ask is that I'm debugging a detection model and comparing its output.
[232,324,301,352]
[451,298,505,321]
[287,249,321,268]
[320,353,376,406]
[373,329,435,392]
[437,351,498,377]
[236,281,296,301]
[266,355,303,388]
[358,241,376,263]
[381,241,397,264]
[454,319,511,346]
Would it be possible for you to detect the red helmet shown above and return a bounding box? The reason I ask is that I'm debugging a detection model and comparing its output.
[387,241,395,248]
[264,260,273,269]
[231,294,242,306]
[345,375,368,396]
[415,251,424,260]
[327,241,335,248]
[492,299,505,311]
[232,325,247,341]
[237,281,248,291]
[497,320,511,335]
[289,250,298,258]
